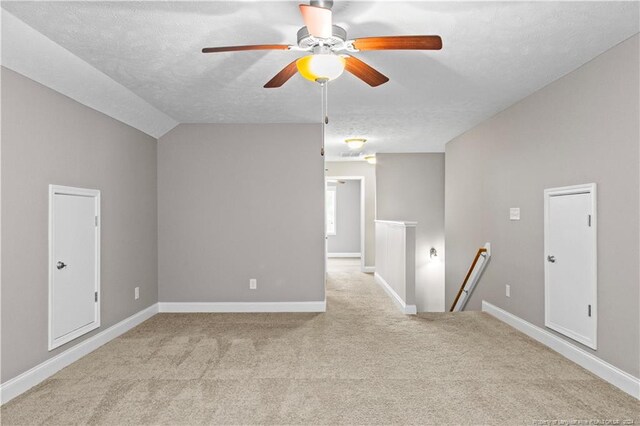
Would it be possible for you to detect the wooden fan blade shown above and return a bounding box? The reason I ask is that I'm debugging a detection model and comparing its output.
[202,44,291,53]
[299,4,332,38]
[352,35,442,51]
[344,56,389,87]
[264,59,300,88]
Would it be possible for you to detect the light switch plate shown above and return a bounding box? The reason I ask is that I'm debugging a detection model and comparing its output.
[250,279,257,290]
[134,287,140,300]
[510,208,521,220]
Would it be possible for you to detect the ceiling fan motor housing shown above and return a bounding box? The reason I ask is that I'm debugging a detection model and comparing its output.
[297,25,348,51]
[309,0,334,9]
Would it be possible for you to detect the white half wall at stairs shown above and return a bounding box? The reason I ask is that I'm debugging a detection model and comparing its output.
[0,11,178,138]
[374,220,418,314]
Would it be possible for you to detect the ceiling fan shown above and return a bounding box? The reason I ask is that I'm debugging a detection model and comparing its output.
[201,0,443,88]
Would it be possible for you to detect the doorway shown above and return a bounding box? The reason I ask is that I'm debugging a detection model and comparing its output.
[325,176,365,272]
[544,183,597,349]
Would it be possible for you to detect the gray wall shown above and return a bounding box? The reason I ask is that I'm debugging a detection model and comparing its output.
[376,154,445,312]
[325,161,376,268]
[1,68,158,382]
[158,124,325,303]
[328,180,361,254]
[445,35,639,377]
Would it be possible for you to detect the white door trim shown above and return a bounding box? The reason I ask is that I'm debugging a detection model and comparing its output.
[325,176,366,272]
[48,184,101,351]
[543,183,597,349]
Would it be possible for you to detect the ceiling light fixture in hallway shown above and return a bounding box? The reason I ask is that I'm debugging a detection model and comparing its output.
[345,138,367,150]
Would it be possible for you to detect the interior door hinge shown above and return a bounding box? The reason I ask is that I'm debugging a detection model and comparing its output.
[95,216,99,227]
[588,304,591,317]
[95,291,98,303]
[587,214,591,227]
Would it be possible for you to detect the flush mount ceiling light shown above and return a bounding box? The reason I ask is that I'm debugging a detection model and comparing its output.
[297,53,346,82]
[345,138,367,150]
[364,155,377,164]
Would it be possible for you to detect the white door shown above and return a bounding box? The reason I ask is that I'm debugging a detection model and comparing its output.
[49,185,100,350]
[544,184,597,349]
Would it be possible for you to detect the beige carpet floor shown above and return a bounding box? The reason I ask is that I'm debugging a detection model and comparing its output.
[2,258,638,425]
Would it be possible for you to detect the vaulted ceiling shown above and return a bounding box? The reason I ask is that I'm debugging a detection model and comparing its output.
[2,1,638,159]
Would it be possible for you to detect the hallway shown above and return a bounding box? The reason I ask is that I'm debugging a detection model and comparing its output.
[2,260,638,424]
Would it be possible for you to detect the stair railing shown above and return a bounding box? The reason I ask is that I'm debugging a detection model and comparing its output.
[450,243,491,312]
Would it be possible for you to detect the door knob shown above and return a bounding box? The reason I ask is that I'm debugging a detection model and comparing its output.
[547,255,556,263]
[56,261,67,270]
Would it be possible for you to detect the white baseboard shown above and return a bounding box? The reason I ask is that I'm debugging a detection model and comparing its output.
[158,300,326,313]
[362,266,375,273]
[327,252,361,258]
[0,303,159,405]
[374,273,417,315]
[482,301,640,399]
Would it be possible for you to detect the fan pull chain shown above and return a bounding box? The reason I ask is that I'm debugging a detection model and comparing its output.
[320,79,329,156]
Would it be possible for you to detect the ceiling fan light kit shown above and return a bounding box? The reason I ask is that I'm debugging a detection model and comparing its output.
[296,52,346,82]
[201,1,442,155]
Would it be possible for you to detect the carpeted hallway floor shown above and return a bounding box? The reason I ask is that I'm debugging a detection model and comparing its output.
[2,258,638,425]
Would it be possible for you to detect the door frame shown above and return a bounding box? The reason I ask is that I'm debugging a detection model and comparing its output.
[325,176,366,272]
[48,184,101,350]
[543,182,597,349]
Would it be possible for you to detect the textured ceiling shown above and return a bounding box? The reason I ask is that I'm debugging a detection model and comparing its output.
[2,1,638,159]
[1,11,178,138]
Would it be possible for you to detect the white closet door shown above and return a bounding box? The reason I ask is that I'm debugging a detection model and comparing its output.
[49,185,100,350]
[545,184,597,349]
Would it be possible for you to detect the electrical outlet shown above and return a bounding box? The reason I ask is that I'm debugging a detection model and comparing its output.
[134,286,140,300]
[249,279,257,290]
[505,284,511,298]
